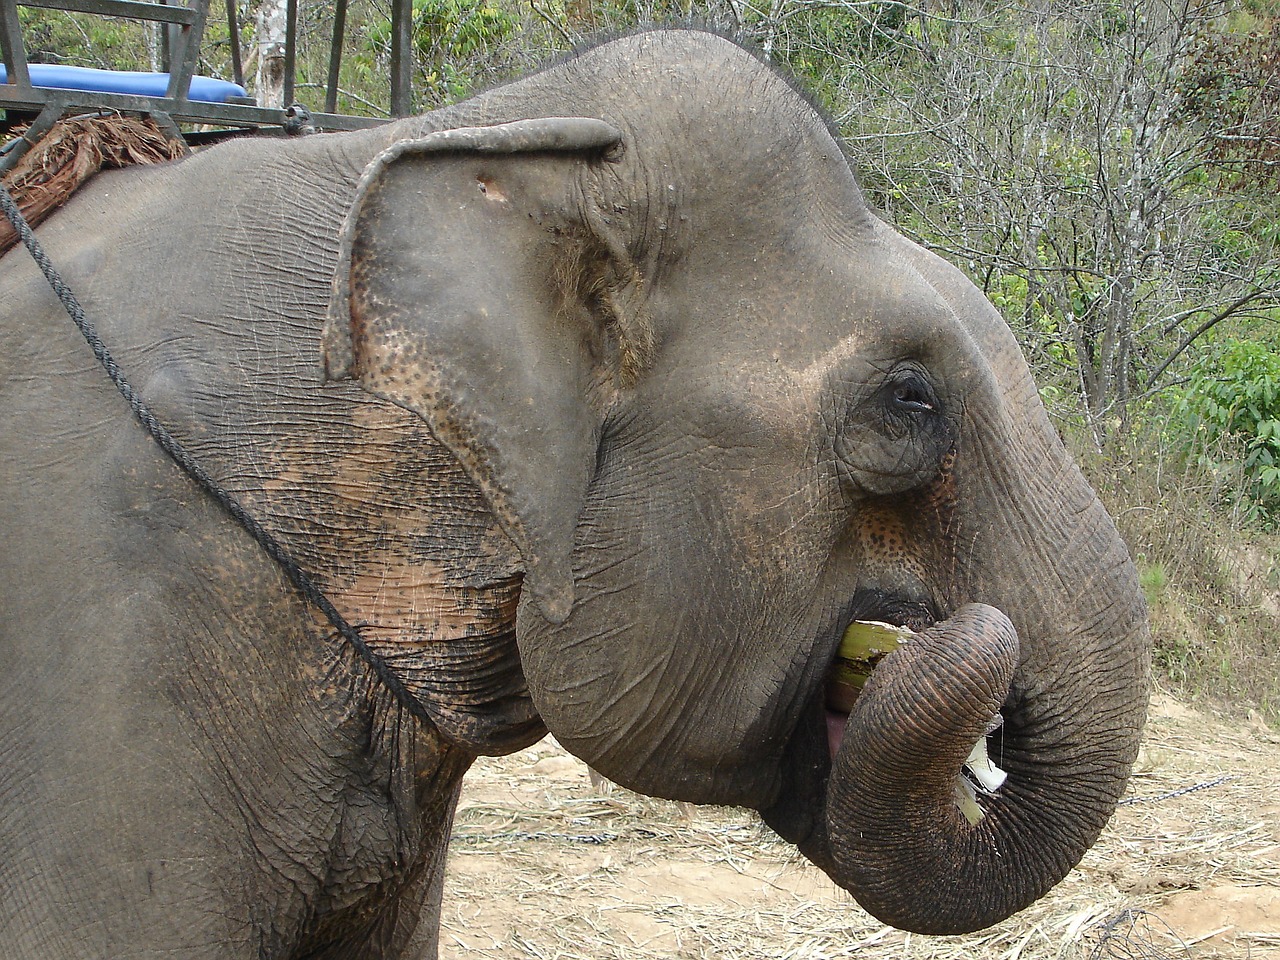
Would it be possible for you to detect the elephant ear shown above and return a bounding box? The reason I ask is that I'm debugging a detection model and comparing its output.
[321,119,626,625]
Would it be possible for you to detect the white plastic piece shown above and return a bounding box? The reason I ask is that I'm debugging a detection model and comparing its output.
[963,731,1008,794]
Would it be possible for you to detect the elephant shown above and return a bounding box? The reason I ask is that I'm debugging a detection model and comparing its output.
[0,28,1149,959]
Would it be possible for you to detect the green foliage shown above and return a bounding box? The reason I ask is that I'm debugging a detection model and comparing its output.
[360,0,518,106]
[1173,338,1280,525]
[17,8,149,71]
[1139,561,1169,606]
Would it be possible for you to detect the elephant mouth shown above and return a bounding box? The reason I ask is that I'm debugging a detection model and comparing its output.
[759,595,1027,933]
[822,588,936,757]
[821,591,1013,807]
[764,589,1018,852]
[760,589,938,856]
[761,555,1145,934]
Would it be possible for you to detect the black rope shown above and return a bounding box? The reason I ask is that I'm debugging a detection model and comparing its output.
[0,181,435,728]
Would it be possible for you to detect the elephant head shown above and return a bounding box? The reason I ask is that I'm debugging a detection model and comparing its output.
[322,31,1149,935]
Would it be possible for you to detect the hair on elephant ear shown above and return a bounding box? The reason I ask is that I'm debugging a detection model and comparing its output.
[572,202,654,387]
[321,118,642,626]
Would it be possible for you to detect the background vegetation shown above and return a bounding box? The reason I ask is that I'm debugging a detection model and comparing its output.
[12,0,1280,720]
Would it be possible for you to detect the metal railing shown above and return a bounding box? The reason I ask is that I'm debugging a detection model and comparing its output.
[1,0,413,166]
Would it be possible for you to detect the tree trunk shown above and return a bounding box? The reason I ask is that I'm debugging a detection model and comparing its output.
[256,0,288,109]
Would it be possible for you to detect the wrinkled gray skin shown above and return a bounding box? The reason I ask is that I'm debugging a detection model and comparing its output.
[0,30,1149,958]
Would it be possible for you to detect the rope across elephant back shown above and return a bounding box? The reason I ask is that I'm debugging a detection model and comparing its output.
[0,113,186,258]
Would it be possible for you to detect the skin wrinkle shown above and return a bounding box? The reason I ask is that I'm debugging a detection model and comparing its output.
[964,409,1136,668]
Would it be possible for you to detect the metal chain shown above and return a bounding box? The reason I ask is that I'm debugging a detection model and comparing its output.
[1117,774,1235,806]
[0,181,436,729]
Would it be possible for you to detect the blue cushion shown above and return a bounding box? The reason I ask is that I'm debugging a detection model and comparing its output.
[0,63,247,104]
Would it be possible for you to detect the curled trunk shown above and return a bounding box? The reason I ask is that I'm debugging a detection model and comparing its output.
[824,602,1142,934]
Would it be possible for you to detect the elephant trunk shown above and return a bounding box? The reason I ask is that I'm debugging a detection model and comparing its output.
[823,602,1133,934]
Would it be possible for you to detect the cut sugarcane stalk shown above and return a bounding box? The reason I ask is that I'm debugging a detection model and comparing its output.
[826,620,914,713]
[953,720,1008,823]
[953,776,985,826]
[837,619,915,662]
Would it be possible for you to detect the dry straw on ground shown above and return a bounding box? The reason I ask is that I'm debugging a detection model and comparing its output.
[441,690,1279,959]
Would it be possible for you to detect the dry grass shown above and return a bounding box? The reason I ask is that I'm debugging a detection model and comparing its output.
[0,115,186,258]
[1079,427,1280,724]
[440,689,1279,959]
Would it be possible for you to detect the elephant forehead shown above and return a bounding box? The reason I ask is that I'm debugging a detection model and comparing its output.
[660,222,958,361]
[789,250,986,383]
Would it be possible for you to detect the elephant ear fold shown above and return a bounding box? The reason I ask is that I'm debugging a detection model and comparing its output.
[321,119,625,625]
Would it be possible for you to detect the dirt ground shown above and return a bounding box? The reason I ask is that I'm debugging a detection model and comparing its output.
[439,691,1280,959]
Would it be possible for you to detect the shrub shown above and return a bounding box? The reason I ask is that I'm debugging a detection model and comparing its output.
[1173,338,1280,527]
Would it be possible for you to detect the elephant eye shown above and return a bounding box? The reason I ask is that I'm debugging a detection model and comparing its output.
[831,363,953,498]
[884,366,940,418]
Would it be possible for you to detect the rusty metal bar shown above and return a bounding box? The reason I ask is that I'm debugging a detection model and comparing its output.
[164,1,208,101]
[281,0,295,106]
[0,0,30,90]
[17,0,196,24]
[224,0,242,88]
[389,0,410,117]
[323,0,346,115]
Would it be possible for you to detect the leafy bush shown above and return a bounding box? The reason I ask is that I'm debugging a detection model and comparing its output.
[1173,338,1280,526]
[355,0,519,108]
[17,8,149,71]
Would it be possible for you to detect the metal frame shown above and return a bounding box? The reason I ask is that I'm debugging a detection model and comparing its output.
[1,0,415,167]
